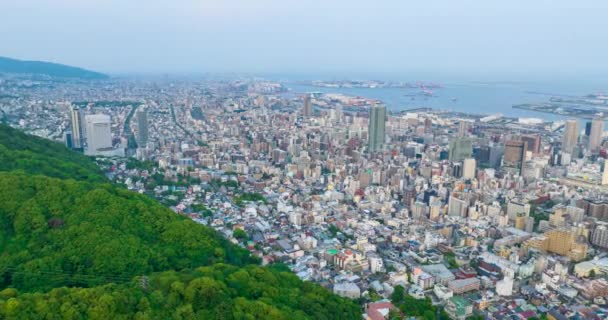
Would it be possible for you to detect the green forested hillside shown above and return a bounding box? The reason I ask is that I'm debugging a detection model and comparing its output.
[0,124,106,182]
[0,126,361,319]
[0,264,360,320]
[0,172,254,292]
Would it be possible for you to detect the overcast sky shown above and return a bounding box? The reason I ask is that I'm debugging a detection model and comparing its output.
[1,0,607,75]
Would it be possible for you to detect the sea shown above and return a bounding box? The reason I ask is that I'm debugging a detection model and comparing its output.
[275,73,608,123]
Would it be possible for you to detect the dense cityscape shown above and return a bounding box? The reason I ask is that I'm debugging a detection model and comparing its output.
[1,72,608,320]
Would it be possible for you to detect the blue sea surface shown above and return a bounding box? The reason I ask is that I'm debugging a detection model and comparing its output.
[280,74,608,122]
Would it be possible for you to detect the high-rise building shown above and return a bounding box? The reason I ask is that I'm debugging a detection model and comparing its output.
[136,108,149,146]
[473,146,490,164]
[64,131,73,149]
[462,158,476,179]
[449,138,473,162]
[452,162,463,178]
[523,229,588,261]
[424,118,432,133]
[302,94,313,118]
[488,145,504,168]
[458,121,470,137]
[85,114,112,155]
[368,104,386,152]
[503,140,527,174]
[589,117,604,152]
[521,134,541,154]
[70,106,85,149]
[585,121,592,136]
[603,159,608,185]
[448,194,468,217]
[562,119,578,153]
[591,222,608,249]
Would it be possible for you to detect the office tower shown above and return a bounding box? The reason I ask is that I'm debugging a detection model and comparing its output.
[302,94,313,118]
[449,138,473,162]
[452,162,463,178]
[603,159,608,185]
[70,106,85,149]
[463,158,476,179]
[488,145,504,168]
[591,222,608,249]
[368,104,386,152]
[424,118,432,133]
[473,146,490,164]
[506,200,530,221]
[503,140,527,174]
[585,121,592,136]
[429,200,442,221]
[448,194,468,217]
[136,108,149,146]
[589,117,604,152]
[458,121,470,137]
[562,119,578,153]
[521,134,541,154]
[64,131,73,149]
[546,229,587,261]
[85,114,112,155]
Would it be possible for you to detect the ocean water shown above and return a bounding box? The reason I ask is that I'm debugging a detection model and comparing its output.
[281,74,608,122]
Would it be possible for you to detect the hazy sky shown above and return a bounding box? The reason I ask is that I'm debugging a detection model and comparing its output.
[1,0,607,75]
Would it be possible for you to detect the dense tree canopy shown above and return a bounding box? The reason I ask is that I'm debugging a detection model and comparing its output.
[0,264,360,320]
[0,172,255,292]
[0,126,362,319]
[0,124,106,182]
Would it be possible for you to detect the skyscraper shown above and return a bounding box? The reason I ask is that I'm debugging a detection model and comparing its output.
[85,114,112,155]
[521,134,541,154]
[503,140,527,175]
[449,138,473,162]
[368,104,386,153]
[591,222,608,249]
[463,158,476,179]
[458,121,470,137]
[70,106,85,149]
[585,121,592,136]
[589,117,604,153]
[136,108,149,146]
[562,119,578,153]
[302,94,312,118]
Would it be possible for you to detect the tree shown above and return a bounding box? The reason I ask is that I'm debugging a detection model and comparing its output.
[391,285,405,304]
[233,229,248,241]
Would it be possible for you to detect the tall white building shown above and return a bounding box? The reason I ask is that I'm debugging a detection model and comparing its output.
[462,158,476,179]
[85,114,112,155]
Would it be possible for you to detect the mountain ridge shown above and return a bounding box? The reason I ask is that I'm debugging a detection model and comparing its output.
[0,56,108,79]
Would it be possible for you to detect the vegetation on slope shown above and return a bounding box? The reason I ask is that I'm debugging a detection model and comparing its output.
[0,264,360,320]
[0,126,362,319]
[0,172,255,292]
[0,124,106,182]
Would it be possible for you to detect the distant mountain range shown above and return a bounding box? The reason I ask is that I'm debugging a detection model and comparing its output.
[0,56,108,79]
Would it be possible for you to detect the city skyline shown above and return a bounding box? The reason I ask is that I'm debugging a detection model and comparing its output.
[3,2,608,319]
